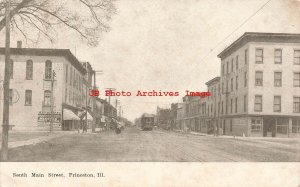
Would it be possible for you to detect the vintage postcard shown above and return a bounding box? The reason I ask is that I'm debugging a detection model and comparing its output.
[0,0,299,186]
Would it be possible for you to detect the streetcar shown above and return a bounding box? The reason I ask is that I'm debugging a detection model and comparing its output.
[140,113,155,131]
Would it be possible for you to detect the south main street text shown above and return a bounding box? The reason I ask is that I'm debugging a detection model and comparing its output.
[13,172,105,178]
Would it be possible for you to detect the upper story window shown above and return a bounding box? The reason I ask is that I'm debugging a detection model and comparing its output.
[25,90,32,105]
[226,79,229,93]
[255,48,263,64]
[273,96,281,112]
[294,97,300,113]
[235,97,238,113]
[255,71,263,86]
[274,49,282,64]
[231,78,233,92]
[221,101,224,115]
[230,98,233,113]
[294,50,300,65]
[236,75,238,90]
[274,72,282,87]
[222,82,224,93]
[244,94,247,112]
[73,69,76,87]
[245,49,248,65]
[69,66,72,86]
[294,72,300,87]
[231,59,234,72]
[236,55,239,70]
[45,60,52,80]
[26,60,33,80]
[9,59,13,79]
[222,64,225,76]
[254,95,262,112]
[226,61,229,74]
[66,64,68,83]
[244,72,247,87]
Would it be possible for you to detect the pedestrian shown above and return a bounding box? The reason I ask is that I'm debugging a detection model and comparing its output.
[82,121,87,133]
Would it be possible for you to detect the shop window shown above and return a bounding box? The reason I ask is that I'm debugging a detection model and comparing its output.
[292,119,300,133]
[251,119,262,132]
[44,90,51,106]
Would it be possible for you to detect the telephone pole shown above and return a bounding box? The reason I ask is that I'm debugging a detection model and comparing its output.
[92,70,103,133]
[1,0,11,161]
[49,70,56,133]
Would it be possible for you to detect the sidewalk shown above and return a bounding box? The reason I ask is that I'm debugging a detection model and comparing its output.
[0,131,77,149]
[172,129,300,141]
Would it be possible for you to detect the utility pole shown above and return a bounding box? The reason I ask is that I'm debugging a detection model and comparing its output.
[1,0,11,161]
[105,87,115,121]
[85,83,88,132]
[92,70,103,133]
[105,87,115,105]
[49,70,56,133]
[115,99,119,118]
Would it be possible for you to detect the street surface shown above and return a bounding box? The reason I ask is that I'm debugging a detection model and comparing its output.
[6,126,300,162]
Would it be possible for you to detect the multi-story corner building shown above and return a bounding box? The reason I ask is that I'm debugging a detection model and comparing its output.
[0,42,94,131]
[217,32,300,137]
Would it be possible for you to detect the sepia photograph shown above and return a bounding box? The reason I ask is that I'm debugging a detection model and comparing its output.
[0,0,300,186]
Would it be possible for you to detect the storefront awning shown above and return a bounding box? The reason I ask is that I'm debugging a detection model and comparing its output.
[63,109,80,120]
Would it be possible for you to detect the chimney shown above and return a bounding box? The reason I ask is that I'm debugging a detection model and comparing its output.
[17,41,22,48]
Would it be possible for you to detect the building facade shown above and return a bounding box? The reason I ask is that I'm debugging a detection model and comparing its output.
[175,32,300,138]
[217,32,300,137]
[0,44,95,131]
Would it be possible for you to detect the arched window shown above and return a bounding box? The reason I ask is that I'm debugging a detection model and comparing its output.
[26,60,33,80]
[45,60,52,80]
[44,90,51,106]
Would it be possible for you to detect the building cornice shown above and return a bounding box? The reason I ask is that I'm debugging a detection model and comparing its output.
[217,32,300,60]
[0,47,87,74]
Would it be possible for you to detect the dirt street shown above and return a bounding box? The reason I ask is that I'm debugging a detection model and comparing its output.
[6,127,300,162]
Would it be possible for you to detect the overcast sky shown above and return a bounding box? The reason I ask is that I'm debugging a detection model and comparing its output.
[2,0,300,121]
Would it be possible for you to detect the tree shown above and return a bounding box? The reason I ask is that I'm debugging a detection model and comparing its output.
[0,0,116,46]
[0,0,116,161]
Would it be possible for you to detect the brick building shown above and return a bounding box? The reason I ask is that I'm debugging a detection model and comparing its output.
[175,32,300,138]
[217,32,300,137]
[0,44,94,131]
